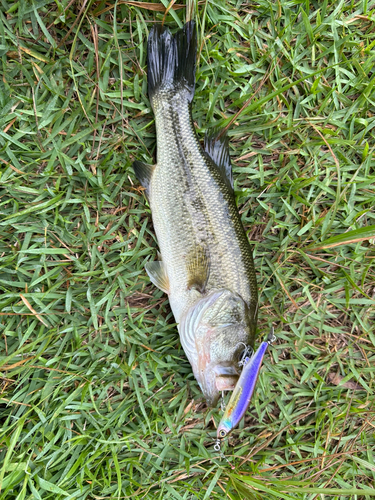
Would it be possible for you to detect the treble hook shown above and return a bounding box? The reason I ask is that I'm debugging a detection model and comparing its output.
[213,439,235,469]
[267,326,276,345]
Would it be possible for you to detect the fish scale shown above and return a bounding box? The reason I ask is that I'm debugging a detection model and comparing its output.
[133,22,258,407]
[151,98,255,322]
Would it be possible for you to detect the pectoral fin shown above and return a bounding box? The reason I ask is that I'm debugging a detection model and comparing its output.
[145,260,170,294]
[186,246,210,293]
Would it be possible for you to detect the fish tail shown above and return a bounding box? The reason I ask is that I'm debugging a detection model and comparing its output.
[147,21,197,108]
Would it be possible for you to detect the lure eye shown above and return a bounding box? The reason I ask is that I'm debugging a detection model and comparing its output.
[219,429,227,438]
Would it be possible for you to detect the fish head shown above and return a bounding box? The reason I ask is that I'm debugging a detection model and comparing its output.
[179,289,253,407]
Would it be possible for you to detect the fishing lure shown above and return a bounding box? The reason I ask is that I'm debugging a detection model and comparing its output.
[216,329,275,443]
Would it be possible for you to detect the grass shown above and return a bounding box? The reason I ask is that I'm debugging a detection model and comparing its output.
[0,0,374,498]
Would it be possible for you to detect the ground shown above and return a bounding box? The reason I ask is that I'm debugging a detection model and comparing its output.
[0,1,374,499]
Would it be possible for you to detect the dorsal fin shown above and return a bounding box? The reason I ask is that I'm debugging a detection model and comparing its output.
[132,160,155,196]
[204,129,233,191]
[145,260,170,294]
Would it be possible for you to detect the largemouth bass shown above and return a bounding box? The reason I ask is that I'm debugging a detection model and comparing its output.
[133,21,258,407]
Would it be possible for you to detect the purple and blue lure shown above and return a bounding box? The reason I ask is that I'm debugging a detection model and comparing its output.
[216,329,275,440]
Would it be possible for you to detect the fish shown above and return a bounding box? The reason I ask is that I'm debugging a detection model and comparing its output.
[132,21,258,407]
[217,329,275,439]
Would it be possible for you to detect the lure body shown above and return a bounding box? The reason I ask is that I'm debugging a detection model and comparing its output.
[217,340,269,439]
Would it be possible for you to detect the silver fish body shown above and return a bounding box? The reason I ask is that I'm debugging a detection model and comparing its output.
[133,22,258,406]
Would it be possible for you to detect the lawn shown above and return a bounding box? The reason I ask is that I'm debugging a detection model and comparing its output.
[0,0,375,498]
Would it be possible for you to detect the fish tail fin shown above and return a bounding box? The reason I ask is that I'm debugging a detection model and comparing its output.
[147,21,197,108]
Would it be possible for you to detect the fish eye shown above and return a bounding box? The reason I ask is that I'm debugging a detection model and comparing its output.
[219,429,227,438]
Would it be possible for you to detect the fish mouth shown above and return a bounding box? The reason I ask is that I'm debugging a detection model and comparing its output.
[215,366,239,391]
[198,363,239,407]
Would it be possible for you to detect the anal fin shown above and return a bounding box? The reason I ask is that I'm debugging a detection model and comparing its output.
[132,160,155,196]
[186,246,210,293]
[145,260,170,294]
